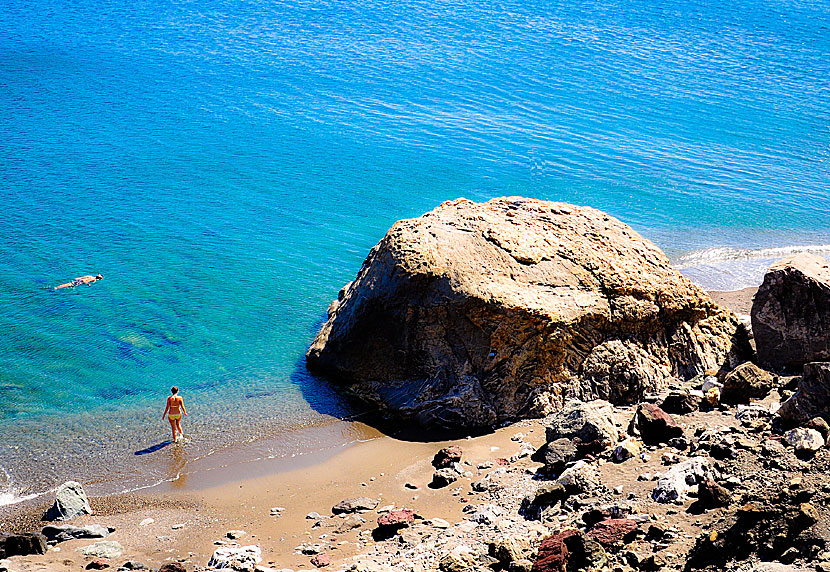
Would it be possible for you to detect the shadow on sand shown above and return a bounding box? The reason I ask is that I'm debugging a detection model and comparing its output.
[134,441,173,455]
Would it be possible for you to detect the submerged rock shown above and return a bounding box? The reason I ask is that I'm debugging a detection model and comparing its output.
[306,197,749,429]
[752,254,830,370]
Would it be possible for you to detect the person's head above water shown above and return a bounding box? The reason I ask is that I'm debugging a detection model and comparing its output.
[96,274,103,280]
[171,386,178,395]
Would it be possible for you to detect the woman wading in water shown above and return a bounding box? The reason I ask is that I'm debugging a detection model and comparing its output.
[162,386,188,442]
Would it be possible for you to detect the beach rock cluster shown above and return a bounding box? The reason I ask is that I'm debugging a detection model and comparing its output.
[307,197,750,429]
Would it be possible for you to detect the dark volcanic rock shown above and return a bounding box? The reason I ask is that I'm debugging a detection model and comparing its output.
[531,438,579,475]
[429,469,458,489]
[630,403,683,445]
[0,532,47,558]
[780,362,830,426]
[544,400,618,451]
[660,390,700,414]
[432,445,463,469]
[157,563,186,572]
[307,197,749,429]
[751,253,830,371]
[41,524,110,543]
[521,483,568,519]
[721,362,774,404]
[697,479,731,508]
[85,560,109,570]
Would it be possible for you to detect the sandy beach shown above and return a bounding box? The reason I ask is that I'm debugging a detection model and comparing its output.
[1,286,769,572]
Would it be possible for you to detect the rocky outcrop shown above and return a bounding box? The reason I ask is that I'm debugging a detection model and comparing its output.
[307,198,748,429]
[44,481,92,522]
[751,254,830,370]
[779,362,830,426]
[0,533,47,559]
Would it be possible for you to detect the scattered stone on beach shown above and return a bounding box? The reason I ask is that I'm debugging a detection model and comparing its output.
[310,554,330,568]
[488,535,533,568]
[208,545,262,572]
[544,400,619,451]
[660,390,701,415]
[335,515,365,534]
[86,559,110,570]
[438,545,498,572]
[332,497,379,514]
[139,519,154,527]
[533,529,608,572]
[752,253,830,370]
[157,563,186,572]
[696,478,731,509]
[226,530,246,540]
[720,361,775,404]
[0,532,47,559]
[630,403,683,445]
[432,446,463,469]
[612,437,641,463]
[42,524,111,543]
[784,427,825,455]
[430,468,459,489]
[306,512,328,520]
[119,561,147,570]
[556,460,601,494]
[306,197,749,429]
[373,509,415,540]
[531,438,578,475]
[44,481,93,522]
[779,362,830,426]
[520,482,567,519]
[585,519,639,548]
[76,541,124,560]
[652,457,715,503]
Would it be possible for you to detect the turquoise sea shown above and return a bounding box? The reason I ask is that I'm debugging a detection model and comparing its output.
[1,0,829,505]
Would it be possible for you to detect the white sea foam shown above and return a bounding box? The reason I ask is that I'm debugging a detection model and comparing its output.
[0,467,43,507]
[673,244,830,292]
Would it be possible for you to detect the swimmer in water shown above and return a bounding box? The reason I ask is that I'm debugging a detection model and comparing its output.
[54,274,103,290]
[162,386,188,442]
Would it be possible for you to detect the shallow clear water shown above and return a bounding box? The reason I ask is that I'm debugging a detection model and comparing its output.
[1,0,828,503]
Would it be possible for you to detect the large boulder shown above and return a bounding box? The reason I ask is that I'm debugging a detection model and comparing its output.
[779,362,830,426]
[721,362,774,404]
[307,198,748,429]
[543,400,618,450]
[751,254,830,371]
[44,481,93,521]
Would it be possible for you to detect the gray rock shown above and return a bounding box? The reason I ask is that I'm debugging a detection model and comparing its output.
[332,497,378,514]
[207,545,262,572]
[531,438,578,474]
[779,362,830,426]
[752,253,830,370]
[439,545,498,572]
[335,514,365,533]
[544,400,618,449]
[44,481,93,521]
[430,468,458,488]
[612,438,642,462]
[0,533,47,559]
[306,198,748,429]
[784,427,824,454]
[557,460,601,493]
[652,457,715,503]
[42,524,110,543]
[76,541,124,559]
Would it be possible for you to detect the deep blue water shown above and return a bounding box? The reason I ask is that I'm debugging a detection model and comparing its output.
[1,0,829,502]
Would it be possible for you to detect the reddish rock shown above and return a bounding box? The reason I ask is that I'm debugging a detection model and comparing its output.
[432,445,463,468]
[310,554,330,568]
[532,530,577,572]
[377,509,415,529]
[586,519,638,547]
[495,458,510,466]
[86,560,110,570]
[631,403,683,445]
